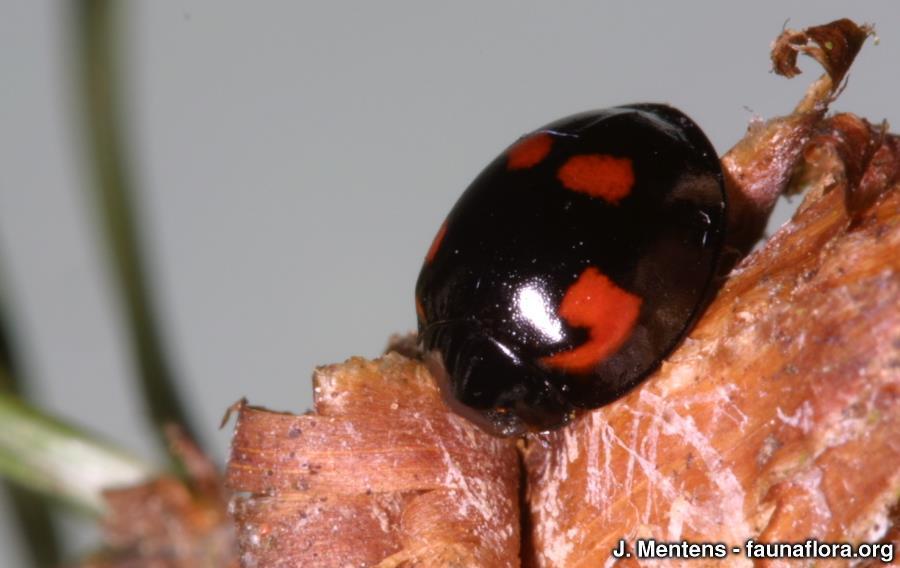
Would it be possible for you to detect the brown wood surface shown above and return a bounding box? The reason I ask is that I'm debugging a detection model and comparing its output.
[227,355,521,567]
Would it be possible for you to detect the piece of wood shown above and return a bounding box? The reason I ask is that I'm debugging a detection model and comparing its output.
[81,428,237,567]
[227,355,521,567]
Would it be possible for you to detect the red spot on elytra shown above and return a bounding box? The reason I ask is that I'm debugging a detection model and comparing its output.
[558,154,634,204]
[542,267,641,373]
[507,133,554,170]
[425,221,447,263]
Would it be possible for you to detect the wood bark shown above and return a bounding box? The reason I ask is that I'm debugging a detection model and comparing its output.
[227,356,521,566]
[82,428,237,567]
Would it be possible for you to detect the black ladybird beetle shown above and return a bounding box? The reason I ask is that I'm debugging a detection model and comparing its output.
[415,104,725,436]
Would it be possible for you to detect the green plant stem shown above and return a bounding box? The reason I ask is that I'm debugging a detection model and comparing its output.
[73,0,201,460]
[0,386,154,515]
[0,281,62,568]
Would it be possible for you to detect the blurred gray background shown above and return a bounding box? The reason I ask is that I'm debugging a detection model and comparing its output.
[1,1,898,564]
